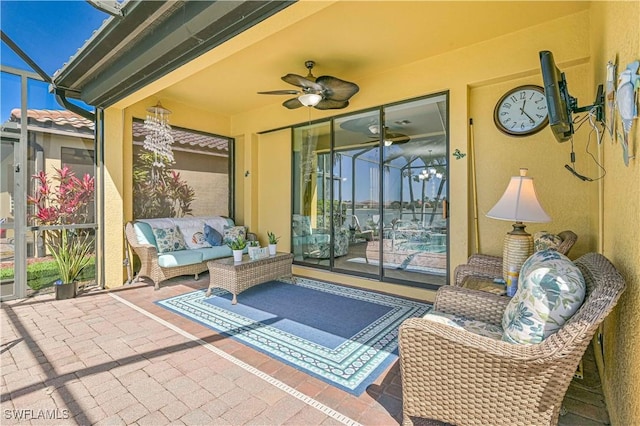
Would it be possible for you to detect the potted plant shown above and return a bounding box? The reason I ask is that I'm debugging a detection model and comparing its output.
[267,231,280,256]
[27,166,96,299]
[227,235,247,262]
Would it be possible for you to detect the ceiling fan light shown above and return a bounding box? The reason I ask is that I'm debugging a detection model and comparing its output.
[298,93,322,107]
[368,124,380,134]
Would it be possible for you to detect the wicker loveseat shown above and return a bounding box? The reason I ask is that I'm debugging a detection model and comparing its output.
[125,216,253,290]
[399,252,625,426]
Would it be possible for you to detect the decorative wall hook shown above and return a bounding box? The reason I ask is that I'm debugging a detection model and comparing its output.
[453,149,467,160]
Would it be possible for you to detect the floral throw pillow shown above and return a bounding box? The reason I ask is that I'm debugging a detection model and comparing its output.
[152,226,187,253]
[534,231,563,252]
[223,225,247,245]
[502,250,586,344]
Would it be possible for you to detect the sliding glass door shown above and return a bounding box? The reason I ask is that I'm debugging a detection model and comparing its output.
[292,93,448,288]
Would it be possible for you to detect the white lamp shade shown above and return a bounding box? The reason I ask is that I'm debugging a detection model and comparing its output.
[298,93,322,107]
[486,170,551,223]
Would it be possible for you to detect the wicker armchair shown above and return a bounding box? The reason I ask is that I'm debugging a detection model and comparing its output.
[399,252,625,426]
[453,230,578,286]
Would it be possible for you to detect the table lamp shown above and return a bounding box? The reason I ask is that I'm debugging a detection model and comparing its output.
[486,168,551,280]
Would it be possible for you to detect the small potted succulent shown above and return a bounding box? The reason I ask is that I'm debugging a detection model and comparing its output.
[227,235,247,262]
[267,231,280,256]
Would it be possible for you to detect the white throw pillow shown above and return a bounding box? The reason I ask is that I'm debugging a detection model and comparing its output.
[179,223,212,249]
[502,250,586,344]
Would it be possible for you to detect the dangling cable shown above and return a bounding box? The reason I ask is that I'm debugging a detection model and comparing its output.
[565,108,606,181]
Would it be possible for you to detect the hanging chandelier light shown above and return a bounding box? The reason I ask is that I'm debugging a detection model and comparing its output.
[143,102,174,167]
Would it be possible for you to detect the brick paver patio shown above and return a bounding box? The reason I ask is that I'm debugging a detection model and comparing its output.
[1,279,405,425]
[1,276,608,425]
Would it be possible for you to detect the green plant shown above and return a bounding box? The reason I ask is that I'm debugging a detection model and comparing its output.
[267,231,280,245]
[132,151,195,219]
[27,166,95,285]
[226,235,247,250]
[248,240,259,247]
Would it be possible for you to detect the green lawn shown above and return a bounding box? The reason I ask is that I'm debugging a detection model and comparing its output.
[0,257,96,290]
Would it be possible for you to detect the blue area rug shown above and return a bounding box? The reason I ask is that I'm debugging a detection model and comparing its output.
[155,277,431,395]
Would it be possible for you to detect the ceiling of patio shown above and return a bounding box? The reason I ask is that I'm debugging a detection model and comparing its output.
[154,1,589,117]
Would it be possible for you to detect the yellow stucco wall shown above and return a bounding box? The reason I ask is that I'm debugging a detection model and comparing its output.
[232,11,594,301]
[102,108,125,289]
[590,2,640,424]
[101,3,639,423]
[469,60,597,260]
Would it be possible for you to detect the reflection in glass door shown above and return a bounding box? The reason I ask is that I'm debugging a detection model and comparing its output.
[292,93,448,288]
[380,97,448,285]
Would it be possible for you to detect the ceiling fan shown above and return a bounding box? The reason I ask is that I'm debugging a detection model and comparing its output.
[363,124,410,146]
[258,60,359,110]
[339,117,410,146]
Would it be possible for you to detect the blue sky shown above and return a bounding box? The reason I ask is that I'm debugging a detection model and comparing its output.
[1,0,108,122]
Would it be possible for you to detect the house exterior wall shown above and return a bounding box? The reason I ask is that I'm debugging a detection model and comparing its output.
[232,10,594,300]
[100,3,639,422]
[590,2,640,424]
[0,130,93,239]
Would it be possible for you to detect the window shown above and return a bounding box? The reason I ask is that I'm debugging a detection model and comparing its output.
[131,118,233,219]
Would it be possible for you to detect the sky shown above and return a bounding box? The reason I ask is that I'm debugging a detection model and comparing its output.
[0,0,109,122]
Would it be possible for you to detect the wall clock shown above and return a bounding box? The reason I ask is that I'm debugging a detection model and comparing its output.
[493,85,549,136]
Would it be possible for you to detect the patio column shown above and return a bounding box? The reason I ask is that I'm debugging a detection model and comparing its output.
[102,107,127,288]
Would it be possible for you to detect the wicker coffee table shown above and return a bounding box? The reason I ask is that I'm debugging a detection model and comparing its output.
[205,252,294,304]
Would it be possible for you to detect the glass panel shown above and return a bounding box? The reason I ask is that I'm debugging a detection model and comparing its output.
[332,110,381,277]
[1,71,20,299]
[291,95,448,288]
[25,77,97,294]
[291,121,332,265]
[382,96,448,285]
[132,118,232,219]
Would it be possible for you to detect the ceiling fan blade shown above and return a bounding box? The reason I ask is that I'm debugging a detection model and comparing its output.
[316,76,359,101]
[340,117,378,133]
[283,97,303,109]
[315,99,349,110]
[257,90,300,95]
[282,73,323,91]
[386,132,411,144]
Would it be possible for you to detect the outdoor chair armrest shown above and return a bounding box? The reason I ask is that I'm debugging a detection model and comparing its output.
[453,263,503,286]
[467,253,503,268]
[434,285,509,326]
[400,316,555,365]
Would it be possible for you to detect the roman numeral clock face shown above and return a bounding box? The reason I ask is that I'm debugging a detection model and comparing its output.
[493,85,549,136]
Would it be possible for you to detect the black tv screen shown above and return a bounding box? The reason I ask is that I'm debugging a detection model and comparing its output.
[540,50,573,143]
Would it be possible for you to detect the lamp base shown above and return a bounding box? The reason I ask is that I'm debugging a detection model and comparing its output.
[502,222,533,281]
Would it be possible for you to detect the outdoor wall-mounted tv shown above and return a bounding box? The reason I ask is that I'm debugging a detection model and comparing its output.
[540,50,574,142]
[539,50,604,143]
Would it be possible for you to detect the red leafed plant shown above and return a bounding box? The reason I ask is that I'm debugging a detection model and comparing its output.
[27,166,96,284]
